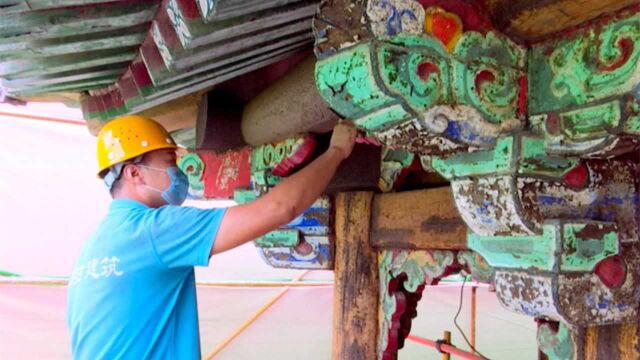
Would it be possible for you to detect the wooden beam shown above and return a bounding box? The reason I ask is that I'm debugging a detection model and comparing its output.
[333,192,378,360]
[370,187,468,250]
[484,0,638,42]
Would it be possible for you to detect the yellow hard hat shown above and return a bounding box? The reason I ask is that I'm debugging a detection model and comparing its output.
[96,115,177,177]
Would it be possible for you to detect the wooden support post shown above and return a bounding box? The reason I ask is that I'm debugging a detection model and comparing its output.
[442,331,451,360]
[333,192,378,360]
[471,286,477,349]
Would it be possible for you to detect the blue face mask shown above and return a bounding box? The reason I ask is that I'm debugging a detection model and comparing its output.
[140,165,189,206]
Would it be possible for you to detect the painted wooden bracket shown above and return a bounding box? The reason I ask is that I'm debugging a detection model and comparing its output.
[378,249,458,360]
[537,321,577,360]
[178,135,332,269]
[314,0,640,332]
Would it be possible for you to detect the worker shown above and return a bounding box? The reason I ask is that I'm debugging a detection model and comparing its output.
[67,115,357,359]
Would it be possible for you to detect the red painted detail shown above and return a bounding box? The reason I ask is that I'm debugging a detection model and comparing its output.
[599,38,633,72]
[595,255,626,289]
[118,76,140,101]
[201,148,251,199]
[130,58,153,89]
[563,163,589,189]
[103,92,115,113]
[418,0,493,31]
[140,36,166,73]
[406,334,485,360]
[518,75,528,116]
[430,11,462,46]
[177,0,201,19]
[272,136,318,177]
[417,62,439,82]
[355,136,382,146]
[112,89,125,109]
[474,69,495,93]
[383,277,407,360]
[546,112,561,135]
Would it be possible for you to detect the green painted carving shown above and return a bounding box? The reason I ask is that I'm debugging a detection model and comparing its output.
[233,189,257,205]
[315,43,397,121]
[431,136,514,178]
[355,104,413,131]
[378,250,455,355]
[551,100,621,141]
[468,221,619,272]
[255,229,300,248]
[468,224,558,271]
[518,136,579,176]
[177,152,205,191]
[529,11,640,113]
[561,223,618,272]
[452,31,525,124]
[315,32,525,135]
[457,251,494,283]
[624,100,640,134]
[380,148,414,192]
[431,135,578,179]
[537,322,575,360]
[378,35,451,112]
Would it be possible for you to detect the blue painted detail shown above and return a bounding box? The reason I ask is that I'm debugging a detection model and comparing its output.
[633,82,640,101]
[444,120,496,146]
[377,0,418,36]
[538,195,565,206]
[519,302,539,317]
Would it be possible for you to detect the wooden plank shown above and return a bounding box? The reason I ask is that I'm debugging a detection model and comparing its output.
[370,187,468,250]
[2,66,126,88]
[166,0,315,49]
[0,29,146,61]
[0,0,137,14]
[333,192,378,360]
[207,0,307,22]
[0,48,137,78]
[86,44,309,122]
[9,76,117,96]
[0,2,156,38]
[174,19,311,71]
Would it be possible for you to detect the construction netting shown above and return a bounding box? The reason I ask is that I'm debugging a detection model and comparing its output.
[0,103,538,359]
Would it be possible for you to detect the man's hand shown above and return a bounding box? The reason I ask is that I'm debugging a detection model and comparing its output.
[329,120,357,160]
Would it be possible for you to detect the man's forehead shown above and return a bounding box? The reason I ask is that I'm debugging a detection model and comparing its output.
[147,149,177,160]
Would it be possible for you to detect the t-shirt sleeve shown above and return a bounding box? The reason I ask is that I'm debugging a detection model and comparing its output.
[146,206,227,268]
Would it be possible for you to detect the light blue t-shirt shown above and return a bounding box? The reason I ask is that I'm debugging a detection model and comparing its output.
[67,199,226,359]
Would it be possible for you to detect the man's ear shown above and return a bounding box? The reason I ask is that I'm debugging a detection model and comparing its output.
[122,164,145,185]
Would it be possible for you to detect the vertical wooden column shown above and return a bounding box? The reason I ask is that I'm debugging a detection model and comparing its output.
[583,324,640,360]
[333,192,378,360]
